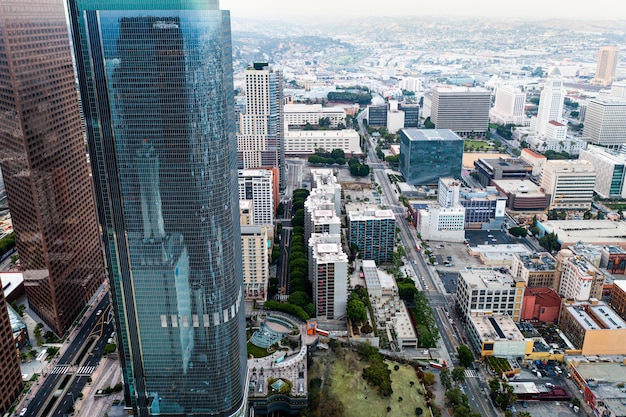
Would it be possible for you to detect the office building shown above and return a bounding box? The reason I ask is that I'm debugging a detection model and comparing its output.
[532,69,565,137]
[347,207,395,263]
[400,104,420,128]
[238,169,275,226]
[558,299,626,355]
[474,157,532,187]
[0,286,22,415]
[591,46,620,87]
[283,104,345,130]
[540,160,596,210]
[366,102,419,132]
[539,220,626,249]
[0,0,105,335]
[237,63,284,188]
[610,82,626,99]
[600,245,626,275]
[308,234,348,320]
[366,105,388,127]
[489,85,529,126]
[582,97,626,146]
[456,268,525,322]
[68,1,248,415]
[557,249,605,302]
[579,145,626,198]
[241,225,270,300]
[430,86,491,137]
[492,179,549,211]
[399,129,464,186]
[417,206,466,243]
[284,129,361,157]
[511,253,559,290]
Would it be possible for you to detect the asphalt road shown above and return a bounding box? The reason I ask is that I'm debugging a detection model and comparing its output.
[358,118,499,417]
[21,296,112,417]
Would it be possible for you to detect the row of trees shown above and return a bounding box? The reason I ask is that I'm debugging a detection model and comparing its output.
[308,148,346,165]
[327,91,372,105]
[410,291,439,348]
[358,342,393,396]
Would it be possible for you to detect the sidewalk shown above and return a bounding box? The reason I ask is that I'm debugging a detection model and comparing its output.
[75,355,123,417]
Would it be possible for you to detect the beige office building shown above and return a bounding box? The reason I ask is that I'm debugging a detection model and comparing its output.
[592,46,620,87]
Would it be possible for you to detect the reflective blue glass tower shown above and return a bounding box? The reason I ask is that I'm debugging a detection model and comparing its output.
[67,1,247,415]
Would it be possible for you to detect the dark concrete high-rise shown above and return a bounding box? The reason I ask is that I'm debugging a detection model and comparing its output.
[0,286,22,415]
[0,0,105,336]
[68,0,247,415]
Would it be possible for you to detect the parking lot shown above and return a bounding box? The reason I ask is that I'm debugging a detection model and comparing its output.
[464,229,519,247]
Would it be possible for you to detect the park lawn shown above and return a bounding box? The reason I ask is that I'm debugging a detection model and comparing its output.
[327,350,427,417]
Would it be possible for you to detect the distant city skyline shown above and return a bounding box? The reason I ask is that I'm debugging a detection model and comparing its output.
[221,0,625,20]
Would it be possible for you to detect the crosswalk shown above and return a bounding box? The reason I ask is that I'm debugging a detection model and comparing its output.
[50,365,70,374]
[76,365,97,376]
[50,364,97,376]
[465,369,478,378]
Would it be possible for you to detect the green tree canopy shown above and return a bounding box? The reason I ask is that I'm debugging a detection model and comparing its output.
[457,345,474,368]
[347,299,367,323]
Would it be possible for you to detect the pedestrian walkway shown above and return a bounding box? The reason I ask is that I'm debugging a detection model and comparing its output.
[465,369,478,378]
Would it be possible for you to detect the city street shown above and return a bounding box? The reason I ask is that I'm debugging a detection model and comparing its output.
[20,296,112,417]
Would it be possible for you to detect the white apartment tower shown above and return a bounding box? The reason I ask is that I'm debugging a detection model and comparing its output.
[237,63,285,188]
[592,46,620,87]
[582,97,626,147]
[489,85,528,126]
[309,234,348,320]
[540,160,596,210]
[438,177,461,208]
[238,169,275,226]
[532,68,565,137]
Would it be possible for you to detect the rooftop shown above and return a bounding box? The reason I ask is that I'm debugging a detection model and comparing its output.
[540,220,626,246]
[492,179,544,197]
[517,253,557,271]
[521,148,547,160]
[401,128,463,142]
[469,313,525,342]
[459,268,520,289]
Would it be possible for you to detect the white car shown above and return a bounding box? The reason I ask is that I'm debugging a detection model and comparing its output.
[96,309,102,316]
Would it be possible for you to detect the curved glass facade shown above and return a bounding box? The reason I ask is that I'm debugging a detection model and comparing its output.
[68,2,247,416]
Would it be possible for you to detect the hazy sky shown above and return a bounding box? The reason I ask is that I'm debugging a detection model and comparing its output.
[220,0,626,21]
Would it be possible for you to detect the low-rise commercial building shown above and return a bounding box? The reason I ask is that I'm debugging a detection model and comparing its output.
[609,280,626,321]
[568,359,626,417]
[540,159,596,210]
[284,129,361,157]
[418,206,466,243]
[511,253,559,290]
[521,287,561,323]
[538,220,626,249]
[474,157,532,187]
[492,179,549,211]
[467,312,531,358]
[558,299,626,356]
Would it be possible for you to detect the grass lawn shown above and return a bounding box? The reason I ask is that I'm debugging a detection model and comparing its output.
[324,351,427,417]
[246,341,272,358]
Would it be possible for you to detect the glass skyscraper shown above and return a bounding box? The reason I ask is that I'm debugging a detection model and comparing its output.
[67,1,247,415]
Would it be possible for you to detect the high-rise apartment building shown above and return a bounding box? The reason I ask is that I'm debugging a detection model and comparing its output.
[0,286,22,415]
[582,97,626,146]
[592,46,620,87]
[308,233,348,320]
[399,129,464,186]
[0,0,105,335]
[489,85,528,126]
[430,86,491,137]
[238,169,275,226]
[68,1,247,415]
[557,249,605,302]
[237,63,285,188]
[540,160,596,210]
[240,225,270,300]
[347,207,395,263]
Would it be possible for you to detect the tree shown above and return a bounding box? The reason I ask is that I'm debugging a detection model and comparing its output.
[508,226,528,238]
[539,232,560,253]
[457,345,474,368]
[424,117,435,129]
[347,299,367,323]
[440,367,452,390]
[361,323,373,334]
[452,366,466,384]
[423,372,436,386]
[288,291,310,308]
